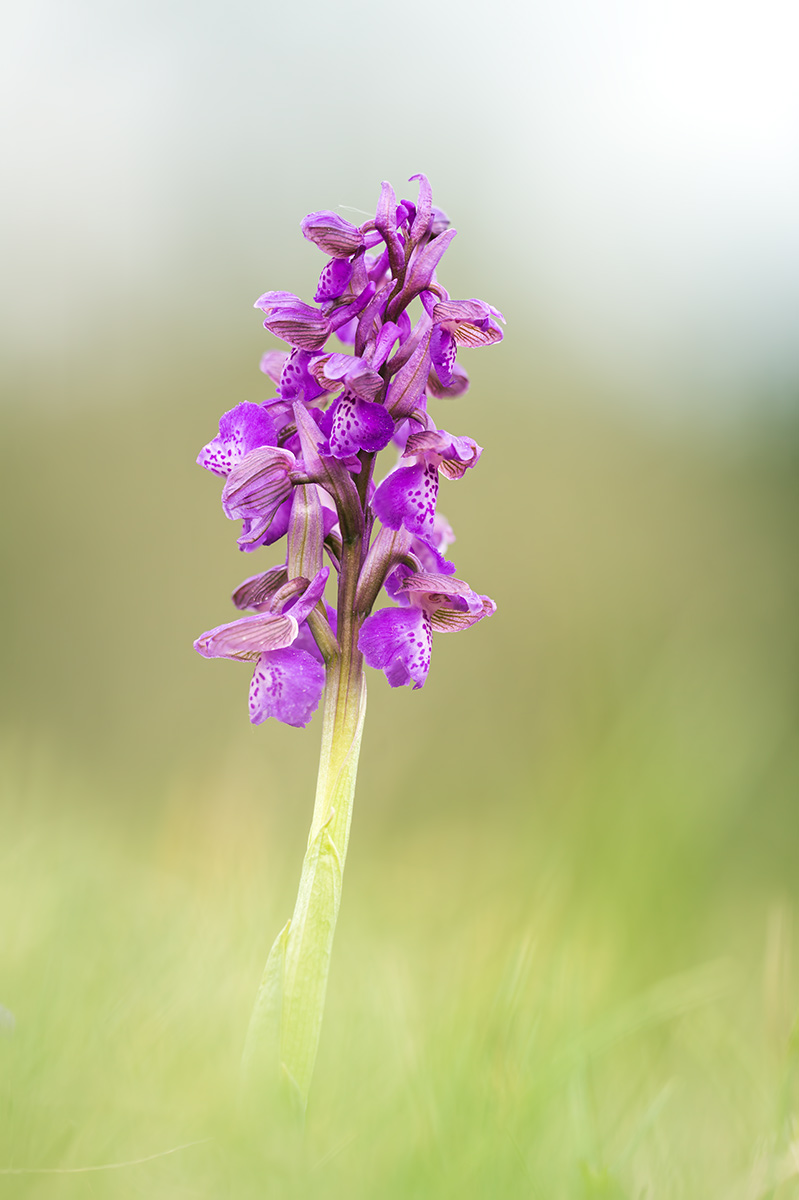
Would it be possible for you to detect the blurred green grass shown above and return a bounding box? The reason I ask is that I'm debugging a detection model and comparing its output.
[1,334,798,1196]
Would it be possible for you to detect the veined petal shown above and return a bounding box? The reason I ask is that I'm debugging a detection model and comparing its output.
[222,445,296,522]
[404,429,482,479]
[359,605,432,689]
[397,571,484,613]
[328,392,395,458]
[310,353,383,403]
[451,319,504,349]
[248,647,326,727]
[428,594,496,632]
[432,299,495,324]
[245,493,293,550]
[194,611,299,661]
[197,403,277,478]
[301,211,364,258]
[232,565,289,611]
[255,291,331,351]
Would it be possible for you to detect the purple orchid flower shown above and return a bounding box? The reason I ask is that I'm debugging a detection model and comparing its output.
[359,571,495,689]
[426,296,505,387]
[372,427,482,541]
[194,569,329,727]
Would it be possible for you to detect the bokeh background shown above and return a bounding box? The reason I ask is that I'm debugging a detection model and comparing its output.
[2,0,799,1195]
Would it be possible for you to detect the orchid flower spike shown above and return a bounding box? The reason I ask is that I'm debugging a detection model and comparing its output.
[193,176,503,1110]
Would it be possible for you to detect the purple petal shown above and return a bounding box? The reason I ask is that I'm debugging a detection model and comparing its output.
[335,317,358,345]
[398,571,484,613]
[427,593,496,632]
[427,362,470,399]
[222,445,296,526]
[301,211,364,258]
[315,258,353,303]
[194,611,299,661]
[310,353,383,403]
[286,566,329,626]
[372,461,438,541]
[359,606,432,689]
[371,321,400,369]
[328,392,395,458]
[248,647,326,727]
[429,325,457,387]
[197,403,277,478]
[252,494,293,550]
[404,429,482,479]
[277,349,327,404]
[254,291,330,351]
[232,565,290,611]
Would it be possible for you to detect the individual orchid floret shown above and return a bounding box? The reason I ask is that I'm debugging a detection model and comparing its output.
[427,297,505,386]
[359,571,495,689]
[301,211,365,258]
[254,291,331,351]
[197,402,278,477]
[195,568,330,727]
[372,428,482,541]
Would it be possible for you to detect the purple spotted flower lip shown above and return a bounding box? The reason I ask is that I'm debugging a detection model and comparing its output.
[195,176,503,725]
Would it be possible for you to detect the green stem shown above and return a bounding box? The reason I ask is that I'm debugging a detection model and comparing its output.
[241,542,366,1111]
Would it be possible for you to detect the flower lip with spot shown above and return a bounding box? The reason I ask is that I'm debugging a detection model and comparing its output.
[197,402,278,478]
[359,570,495,689]
[371,428,482,541]
[326,390,395,460]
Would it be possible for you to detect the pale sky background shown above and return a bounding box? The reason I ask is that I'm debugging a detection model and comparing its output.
[2,0,798,418]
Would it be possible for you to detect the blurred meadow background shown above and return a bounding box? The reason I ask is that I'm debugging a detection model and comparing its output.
[2,0,799,1195]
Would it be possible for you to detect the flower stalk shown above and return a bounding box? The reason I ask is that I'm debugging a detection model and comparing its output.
[194,176,503,1108]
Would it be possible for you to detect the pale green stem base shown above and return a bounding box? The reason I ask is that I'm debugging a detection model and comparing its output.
[241,651,367,1111]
